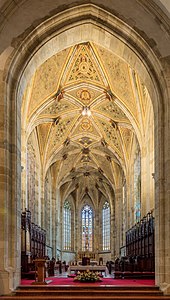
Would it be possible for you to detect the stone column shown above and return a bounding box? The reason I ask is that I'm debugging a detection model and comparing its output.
[40,172,45,229]
[74,189,78,258]
[163,72,170,294]
[110,201,116,260]
[155,177,166,289]
[56,188,61,259]
[0,69,21,295]
[114,185,123,256]
[52,184,57,258]
[21,131,27,212]
[156,59,170,294]
[140,130,154,217]
[60,197,63,261]
[126,173,134,229]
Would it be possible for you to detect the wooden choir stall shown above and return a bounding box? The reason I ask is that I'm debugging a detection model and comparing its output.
[21,209,46,279]
[114,211,155,279]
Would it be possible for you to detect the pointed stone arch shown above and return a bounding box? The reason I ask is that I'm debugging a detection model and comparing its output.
[0,2,169,295]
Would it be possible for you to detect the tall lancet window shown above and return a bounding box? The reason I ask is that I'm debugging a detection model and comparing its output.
[64,201,71,250]
[26,146,36,220]
[102,201,110,250]
[82,204,93,251]
[134,149,141,223]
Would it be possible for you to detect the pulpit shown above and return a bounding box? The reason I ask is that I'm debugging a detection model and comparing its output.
[32,258,47,285]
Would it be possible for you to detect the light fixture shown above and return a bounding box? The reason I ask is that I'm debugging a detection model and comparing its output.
[82,106,91,117]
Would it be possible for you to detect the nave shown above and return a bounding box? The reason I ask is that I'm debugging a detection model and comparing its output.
[20,209,155,282]
[19,37,155,287]
[0,0,170,297]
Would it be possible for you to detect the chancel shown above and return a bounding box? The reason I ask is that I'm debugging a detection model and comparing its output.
[0,0,170,299]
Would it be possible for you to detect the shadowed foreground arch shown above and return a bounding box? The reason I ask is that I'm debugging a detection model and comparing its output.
[0,2,169,296]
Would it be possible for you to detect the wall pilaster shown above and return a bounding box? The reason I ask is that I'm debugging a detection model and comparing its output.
[114,186,123,256]
[156,58,170,294]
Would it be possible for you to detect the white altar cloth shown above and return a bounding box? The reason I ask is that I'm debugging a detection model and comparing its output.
[68,265,108,276]
[77,260,98,266]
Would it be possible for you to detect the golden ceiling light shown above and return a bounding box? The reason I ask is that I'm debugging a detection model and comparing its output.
[82,106,91,117]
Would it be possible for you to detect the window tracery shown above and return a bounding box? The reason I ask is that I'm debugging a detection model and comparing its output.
[102,201,110,250]
[64,201,71,250]
[82,204,93,251]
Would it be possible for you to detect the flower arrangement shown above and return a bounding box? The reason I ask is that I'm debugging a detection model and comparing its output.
[73,270,102,282]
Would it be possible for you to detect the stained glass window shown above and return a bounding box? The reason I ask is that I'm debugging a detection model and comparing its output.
[102,201,110,250]
[134,150,141,223]
[26,148,36,220]
[82,204,93,251]
[64,201,71,250]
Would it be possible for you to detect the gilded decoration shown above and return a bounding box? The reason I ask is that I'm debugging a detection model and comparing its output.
[52,143,79,161]
[94,99,129,122]
[80,117,92,132]
[70,117,100,138]
[92,153,114,183]
[24,41,148,198]
[64,43,105,87]
[41,99,79,116]
[47,116,78,158]
[96,45,138,120]
[77,89,93,105]
[66,87,103,109]
[96,118,122,156]
[57,153,78,184]
[93,143,115,157]
[28,48,70,117]
[78,137,93,147]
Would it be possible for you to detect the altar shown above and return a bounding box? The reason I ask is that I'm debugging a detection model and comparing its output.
[68,265,108,276]
[78,260,98,266]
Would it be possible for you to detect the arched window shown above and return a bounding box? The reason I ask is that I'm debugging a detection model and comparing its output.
[102,201,110,250]
[63,201,71,250]
[26,146,36,221]
[134,150,141,223]
[82,204,93,251]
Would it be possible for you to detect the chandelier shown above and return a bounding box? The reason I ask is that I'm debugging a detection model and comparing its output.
[82,106,91,117]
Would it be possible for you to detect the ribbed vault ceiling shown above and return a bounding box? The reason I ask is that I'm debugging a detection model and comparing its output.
[22,42,151,201]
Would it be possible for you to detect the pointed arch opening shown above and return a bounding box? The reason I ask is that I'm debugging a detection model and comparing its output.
[81,204,93,252]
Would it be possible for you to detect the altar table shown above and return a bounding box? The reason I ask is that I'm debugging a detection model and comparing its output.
[68,265,109,276]
[77,260,98,266]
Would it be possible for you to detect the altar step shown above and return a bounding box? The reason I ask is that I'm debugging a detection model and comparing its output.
[1,285,170,300]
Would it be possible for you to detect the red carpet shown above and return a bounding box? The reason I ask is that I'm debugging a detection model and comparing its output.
[21,277,155,286]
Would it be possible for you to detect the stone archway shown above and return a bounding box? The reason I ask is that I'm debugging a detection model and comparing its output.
[0,2,169,295]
